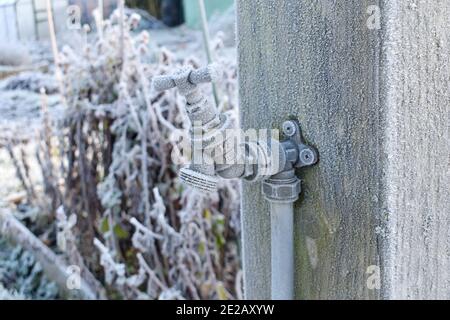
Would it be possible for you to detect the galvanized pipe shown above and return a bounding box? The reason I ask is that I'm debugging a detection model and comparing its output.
[270,202,294,300]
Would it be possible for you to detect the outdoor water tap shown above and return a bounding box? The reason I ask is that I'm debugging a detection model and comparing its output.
[154,66,319,301]
[152,66,318,200]
[153,65,235,192]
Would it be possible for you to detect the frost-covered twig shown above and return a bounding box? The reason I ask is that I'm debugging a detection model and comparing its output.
[38,89,63,212]
[56,206,107,298]
[5,143,34,203]
[198,0,219,106]
[45,0,67,107]
[94,238,126,287]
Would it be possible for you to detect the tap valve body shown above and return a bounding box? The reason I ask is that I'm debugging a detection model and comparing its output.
[152,66,318,199]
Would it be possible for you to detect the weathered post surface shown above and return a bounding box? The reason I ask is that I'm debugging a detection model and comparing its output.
[237,0,449,299]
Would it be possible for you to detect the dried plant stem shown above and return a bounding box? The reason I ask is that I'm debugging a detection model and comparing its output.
[119,0,125,63]
[198,0,219,107]
[40,90,63,210]
[5,144,33,203]
[97,0,104,39]
[20,147,36,198]
[45,0,67,107]
[137,253,166,291]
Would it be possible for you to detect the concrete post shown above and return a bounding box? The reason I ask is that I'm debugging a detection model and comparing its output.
[237,0,449,299]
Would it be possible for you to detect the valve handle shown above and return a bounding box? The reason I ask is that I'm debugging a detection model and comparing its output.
[152,64,221,92]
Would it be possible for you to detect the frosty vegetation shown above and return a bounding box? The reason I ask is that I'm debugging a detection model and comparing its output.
[0,10,241,300]
[0,239,58,300]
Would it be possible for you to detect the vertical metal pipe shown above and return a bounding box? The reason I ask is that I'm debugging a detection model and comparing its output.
[270,202,294,300]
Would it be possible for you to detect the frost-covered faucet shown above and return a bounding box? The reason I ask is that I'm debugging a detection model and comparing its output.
[153,65,319,299]
[153,65,239,191]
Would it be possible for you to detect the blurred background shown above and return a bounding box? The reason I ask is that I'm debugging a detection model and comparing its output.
[0,0,240,300]
[0,0,235,40]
